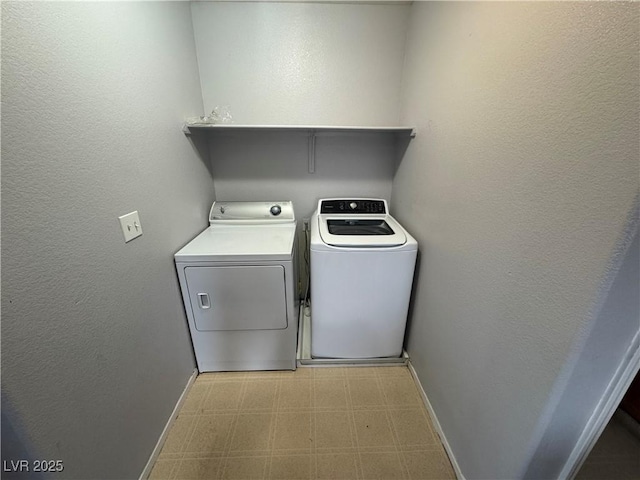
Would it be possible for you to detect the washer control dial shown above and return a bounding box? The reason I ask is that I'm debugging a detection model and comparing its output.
[270,204,282,216]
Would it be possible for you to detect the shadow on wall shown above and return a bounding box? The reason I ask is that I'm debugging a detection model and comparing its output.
[394,135,412,176]
[1,394,44,480]
[185,130,215,180]
[403,248,423,353]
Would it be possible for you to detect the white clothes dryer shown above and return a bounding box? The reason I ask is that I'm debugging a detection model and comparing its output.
[310,198,417,359]
[175,201,298,372]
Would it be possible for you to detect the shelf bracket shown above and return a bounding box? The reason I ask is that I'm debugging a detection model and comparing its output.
[308,131,316,174]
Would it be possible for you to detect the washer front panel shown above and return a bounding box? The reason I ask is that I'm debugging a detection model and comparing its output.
[310,199,418,359]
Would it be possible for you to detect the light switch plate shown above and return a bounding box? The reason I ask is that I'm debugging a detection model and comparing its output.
[118,211,143,243]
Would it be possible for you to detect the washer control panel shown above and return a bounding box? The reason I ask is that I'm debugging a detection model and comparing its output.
[320,199,386,214]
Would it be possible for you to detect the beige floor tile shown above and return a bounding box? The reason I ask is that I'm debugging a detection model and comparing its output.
[152,367,449,480]
[314,368,348,379]
[246,371,284,380]
[379,376,422,407]
[402,450,455,480]
[291,367,314,378]
[277,379,312,410]
[389,409,437,448]
[162,415,197,454]
[316,453,359,480]
[348,378,385,408]
[194,373,219,383]
[315,411,355,449]
[241,380,279,411]
[353,411,396,448]
[315,379,348,409]
[345,367,380,378]
[273,411,313,451]
[149,459,177,480]
[158,452,183,461]
[229,413,274,452]
[221,456,268,479]
[376,367,412,378]
[360,452,406,480]
[181,383,210,413]
[173,457,223,480]
[185,414,236,454]
[268,455,313,480]
[203,381,244,412]
[198,372,247,383]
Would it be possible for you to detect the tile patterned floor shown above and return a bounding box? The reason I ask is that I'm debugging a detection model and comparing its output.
[149,366,455,480]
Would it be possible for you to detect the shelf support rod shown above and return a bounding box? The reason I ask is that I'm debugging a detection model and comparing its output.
[308,131,316,174]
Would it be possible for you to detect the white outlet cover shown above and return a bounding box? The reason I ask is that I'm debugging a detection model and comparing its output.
[118,211,143,243]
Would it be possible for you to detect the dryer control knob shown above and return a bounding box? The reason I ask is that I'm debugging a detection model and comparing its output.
[270,205,282,216]
[349,202,358,210]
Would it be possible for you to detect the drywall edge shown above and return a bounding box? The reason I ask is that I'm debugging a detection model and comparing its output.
[562,332,640,479]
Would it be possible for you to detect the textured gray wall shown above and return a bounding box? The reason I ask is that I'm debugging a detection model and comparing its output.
[1,2,214,478]
[191,1,410,125]
[392,2,639,479]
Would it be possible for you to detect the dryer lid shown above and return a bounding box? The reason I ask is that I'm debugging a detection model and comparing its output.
[175,224,296,262]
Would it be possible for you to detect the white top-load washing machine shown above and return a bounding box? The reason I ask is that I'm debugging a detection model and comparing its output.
[175,201,298,372]
[310,198,417,358]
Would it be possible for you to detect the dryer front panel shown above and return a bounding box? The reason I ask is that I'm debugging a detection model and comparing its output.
[184,265,287,331]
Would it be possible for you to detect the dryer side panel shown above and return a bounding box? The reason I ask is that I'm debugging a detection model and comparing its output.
[184,265,288,331]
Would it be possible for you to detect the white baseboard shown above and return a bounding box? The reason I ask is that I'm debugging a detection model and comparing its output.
[139,369,198,480]
[408,362,465,480]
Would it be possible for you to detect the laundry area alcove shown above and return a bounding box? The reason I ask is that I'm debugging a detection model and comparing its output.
[1,2,638,480]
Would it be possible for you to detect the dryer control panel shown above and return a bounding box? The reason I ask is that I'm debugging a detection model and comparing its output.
[319,199,386,215]
[209,201,295,224]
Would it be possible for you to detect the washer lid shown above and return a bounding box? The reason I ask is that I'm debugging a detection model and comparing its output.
[318,215,407,247]
[175,224,296,262]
